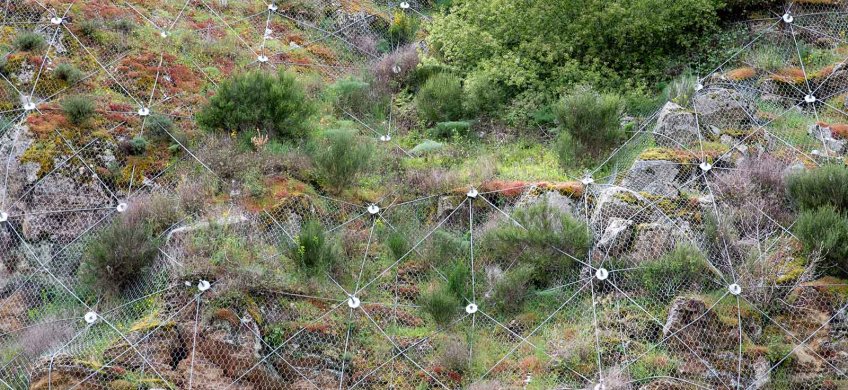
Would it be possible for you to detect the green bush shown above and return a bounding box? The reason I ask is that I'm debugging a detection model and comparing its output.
[428,121,472,140]
[429,230,469,266]
[385,231,410,261]
[793,206,848,274]
[485,200,590,286]
[663,73,698,107]
[787,165,848,214]
[491,265,534,315]
[129,135,148,155]
[13,32,45,51]
[636,245,715,300]
[388,11,418,46]
[313,129,374,193]
[420,286,459,326]
[446,261,470,301]
[326,77,386,118]
[197,69,314,141]
[291,219,339,276]
[463,72,506,116]
[60,95,95,125]
[54,63,83,84]
[143,114,175,140]
[416,73,464,124]
[554,85,624,164]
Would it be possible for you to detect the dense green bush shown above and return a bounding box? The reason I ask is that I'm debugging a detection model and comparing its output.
[197,69,313,141]
[793,206,848,274]
[388,11,418,46]
[385,231,410,261]
[554,86,624,165]
[13,32,45,51]
[420,286,459,326]
[463,72,506,116]
[427,0,724,122]
[129,135,148,155]
[291,219,339,276]
[143,114,175,140]
[416,73,464,124]
[491,265,534,315]
[485,200,590,285]
[60,95,95,125]
[313,129,374,193]
[636,245,715,300]
[326,77,387,119]
[446,261,470,301]
[787,165,848,214]
[428,121,472,140]
[54,63,83,84]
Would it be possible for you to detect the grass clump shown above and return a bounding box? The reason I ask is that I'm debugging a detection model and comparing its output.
[197,69,314,141]
[313,128,374,194]
[793,206,848,275]
[54,63,83,84]
[60,95,95,125]
[787,164,848,213]
[291,219,339,277]
[635,245,716,300]
[554,85,624,167]
[491,265,534,315]
[663,73,698,107]
[416,73,463,124]
[13,32,45,51]
[420,286,459,326]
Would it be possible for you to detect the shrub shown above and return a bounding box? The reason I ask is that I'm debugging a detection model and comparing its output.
[60,95,95,125]
[428,121,472,140]
[385,231,409,261]
[416,73,464,124]
[793,206,848,274]
[787,165,848,214]
[54,63,83,84]
[291,219,339,276]
[554,85,624,164]
[663,73,698,107]
[313,129,374,193]
[491,265,534,315]
[420,285,459,326]
[463,72,506,116]
[326,77,387,119]
[13,32,45,51]
[387,11,418,46]
[485,200,590,286]
[372,44,420,92]
[129,135,148,155]
[635,245,715,300]
[429,230,469,266]
[143,114,175,140]
[437,336,470,372]
[446,261,470,301]
[197,69,314,141]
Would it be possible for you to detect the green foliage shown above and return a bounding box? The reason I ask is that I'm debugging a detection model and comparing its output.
[787,165,848,214]
[554,85,624,165]
[663,73,698,107]
[635,245,715,300]
[326,77,386,118]
[410,140,444,156]
[747,44,784,72]
[485,200,590,286]
[429,230,469,266]
[60,95,95,125]
[427,0,721,121]
[385,230,409,261]
[793,206,848,275]
[129,135,148,155]
[463,72,506,116]
[420,286,459,326]
[491,265,534,315]
[446,261,470,301]
[428,121,472,140]
[143,114,175,140]
[197,69,314,141]
[313,129,374,193]
[415,73,464,124]
[13,32,45,51]
[388,11,418,46]
[54,63,83,84]
[291,219,339,276]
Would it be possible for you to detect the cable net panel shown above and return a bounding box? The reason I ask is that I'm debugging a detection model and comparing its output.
[0,1,847,390]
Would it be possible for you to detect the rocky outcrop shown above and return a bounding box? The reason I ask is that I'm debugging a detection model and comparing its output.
[808,123,846,155]
[594,217,634,258]
[20,174,113,242]
[620,160,686,198]
[0,124,39,204]
[590,186,657,232]
[694,88,756,129]
[627,222,691,263]
[654,102,699,147]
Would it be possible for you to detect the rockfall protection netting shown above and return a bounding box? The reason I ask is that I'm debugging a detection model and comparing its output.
[0,0,847,389]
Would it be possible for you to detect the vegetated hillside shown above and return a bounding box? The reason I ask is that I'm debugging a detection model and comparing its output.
[0,0,848,389]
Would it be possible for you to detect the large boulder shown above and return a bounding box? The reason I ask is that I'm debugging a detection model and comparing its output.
[808,123,846,155]
[654,102,699,147]
[594,217,634,259]
[694,88,756,129]
[627,222,691,263]
[0,124,39,204]
[590,186,657,233]
[20,174,113,243]
[620,160,685,198]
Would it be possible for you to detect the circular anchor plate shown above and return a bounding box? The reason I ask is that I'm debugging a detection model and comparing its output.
[84,311,98,324]
[347,296,361,309]
[465,303,478,314]
[728,283,742,296]
[595,268,609,281]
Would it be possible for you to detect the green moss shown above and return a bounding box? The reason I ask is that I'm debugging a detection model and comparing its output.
[20,140,60,178]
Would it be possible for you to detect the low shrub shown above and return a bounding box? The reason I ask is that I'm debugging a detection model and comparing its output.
[463,72,506,116]
[787,164,848,214]
[60,95,95,125]
[143,114,175,140]
[197,69,314,141]
[428,121,472,140]
[416,73,464,124]
[129,135,148,155]
[326,77,388,119]
[372,44,420,92]
[420,285,459,326]
[13,32,45,51]
[491,265,534,315]
[554,85,624,165]
[429,230,469,266]
[313,129,374,193]
[663,73,698,107]
[54,63,83,84]
[387,10,418,46]
[793,206,848,275]
[446,261,470,301]
[385,231,410,261]
[635,245,715,300]
[437,336,470,372]
[485,200,591,286]
[291,219,339,276]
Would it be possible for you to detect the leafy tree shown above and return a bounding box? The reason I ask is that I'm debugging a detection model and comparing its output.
[198,69,314,141]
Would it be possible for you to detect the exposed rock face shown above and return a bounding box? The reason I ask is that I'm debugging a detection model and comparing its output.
[620,160,685,198]
[694,88,756,129]
[21,174,112,243]
[29,354,105,390]
[654,102,699,147]
[808,123,846,155]
[0,124,39,204]
[518,189,576,216]
[591,186,657,232]
[627,222,690,263]
[594,217,634,258]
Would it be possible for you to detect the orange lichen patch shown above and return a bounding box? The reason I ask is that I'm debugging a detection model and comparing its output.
[814,64,837,79]
[211,308,240,328]
[306,45,338,64]
[726,67,757,81]
[26,111,67,137]
[478,179,528,197]
[817,122,848,139]
[243,177,308,212]
[771,67,807,85]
